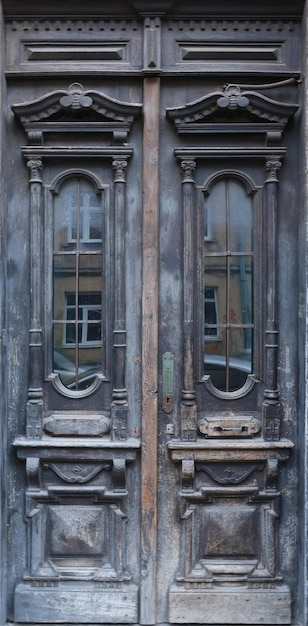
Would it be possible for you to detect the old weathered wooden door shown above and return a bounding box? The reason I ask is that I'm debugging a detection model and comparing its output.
[1,0,306,624]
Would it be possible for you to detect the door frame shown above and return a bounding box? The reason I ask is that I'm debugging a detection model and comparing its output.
[0,1,308,625]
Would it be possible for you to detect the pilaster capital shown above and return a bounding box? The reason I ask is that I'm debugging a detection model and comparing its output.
[27,158,43,183]
[180,159,196,183]
[265,158,282,183]
[112,158,128,183]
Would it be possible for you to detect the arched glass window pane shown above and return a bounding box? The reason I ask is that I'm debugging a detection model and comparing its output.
[203,178,253,392]
[53,178,103,390]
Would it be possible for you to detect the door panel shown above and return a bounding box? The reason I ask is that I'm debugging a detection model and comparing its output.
[157,73,299,624]
[10,80,143,623]
[2,4,303,625]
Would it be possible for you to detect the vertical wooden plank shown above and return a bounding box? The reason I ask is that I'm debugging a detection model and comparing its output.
[140,76,160,625]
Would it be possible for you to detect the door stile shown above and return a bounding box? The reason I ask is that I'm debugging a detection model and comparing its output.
[0,5,7,625]
[140,76,160,625]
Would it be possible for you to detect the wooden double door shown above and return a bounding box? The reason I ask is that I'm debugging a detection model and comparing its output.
[2,2,304,624]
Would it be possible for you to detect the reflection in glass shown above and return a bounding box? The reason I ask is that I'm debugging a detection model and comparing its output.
[53,178,103,390]
[203,179,253,392]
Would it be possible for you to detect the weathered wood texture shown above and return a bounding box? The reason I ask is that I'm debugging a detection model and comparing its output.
[140,77,160,625]
[0,3,306,626]
[169,586,292,624]
[15,585,139,623]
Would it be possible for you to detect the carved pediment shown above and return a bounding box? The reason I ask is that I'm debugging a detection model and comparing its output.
[12,82,142,146]
[166,83,298,130]
[12,81,142,124]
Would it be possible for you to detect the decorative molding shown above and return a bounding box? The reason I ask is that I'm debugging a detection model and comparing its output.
[43,414,111,437]
[20,494,133,583]
[25,43,128,62]
[20,147,134,159]
[164,18,298,33]
[196,462,263,485]
[43,462,111,483]
[144,16,161,70]
[174,146,287,159]
[177,43,283,63]
[7,16,293,36]
[7,18,141,34]
[175,486,280,582]
[168,439,294,463]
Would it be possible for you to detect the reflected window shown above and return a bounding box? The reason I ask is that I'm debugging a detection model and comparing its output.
[204,201,212,240]
[204,287,219,339]
[65,293,101,347]
[53,177,103,390]
[203,178,253,393]
[68,192,102,243]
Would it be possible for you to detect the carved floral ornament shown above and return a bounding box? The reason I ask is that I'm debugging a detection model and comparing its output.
[59,82,93,110]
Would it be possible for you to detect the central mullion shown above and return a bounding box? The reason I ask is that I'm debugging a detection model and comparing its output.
[74,178,81,389]
[226,181,231,392]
